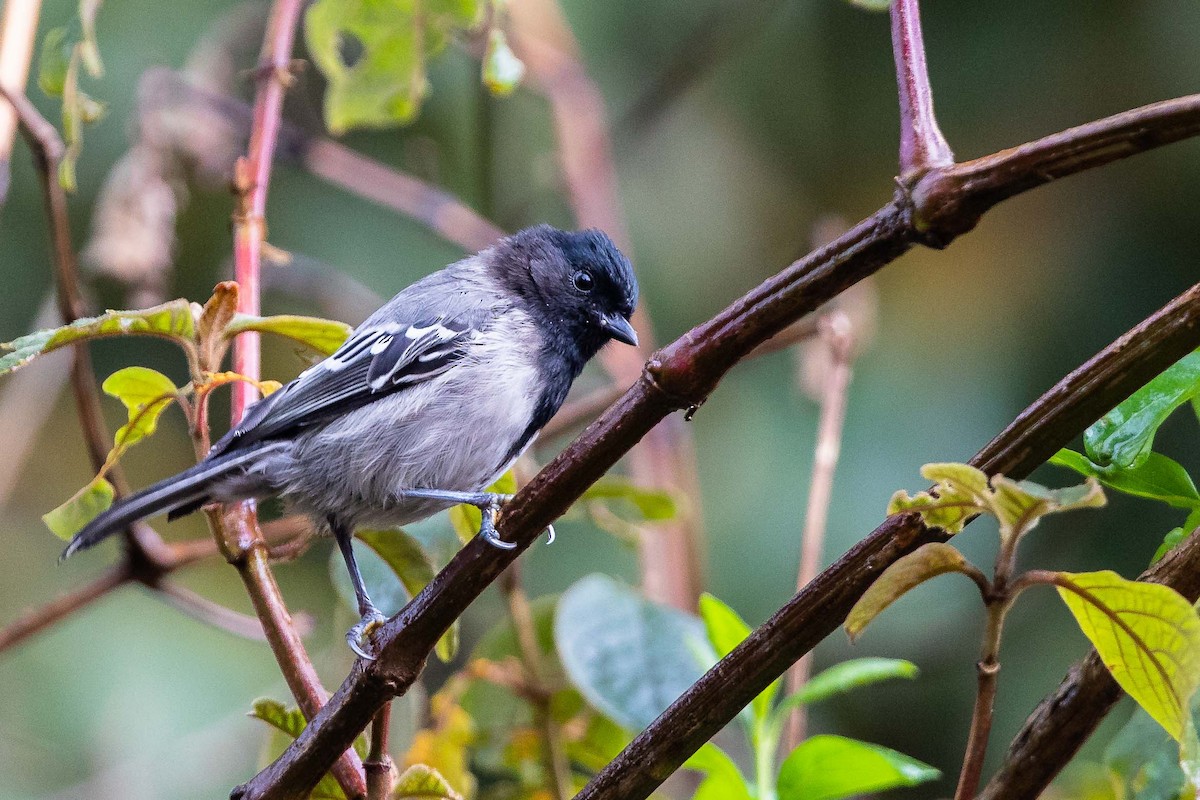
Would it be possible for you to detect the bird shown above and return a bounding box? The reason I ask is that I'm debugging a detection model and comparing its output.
[61,225,640,657]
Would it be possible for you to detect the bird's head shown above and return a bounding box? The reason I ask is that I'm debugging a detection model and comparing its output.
[491,225,640,361]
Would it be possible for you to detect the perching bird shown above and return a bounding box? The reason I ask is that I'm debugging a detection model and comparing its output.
[62,225,639,657]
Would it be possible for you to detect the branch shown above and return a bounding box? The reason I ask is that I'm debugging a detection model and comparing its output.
[234,95,1200,800]
[0,565,126,651]
[978,523,1200,800]
[0,0,42,204]
[891,0,953,175]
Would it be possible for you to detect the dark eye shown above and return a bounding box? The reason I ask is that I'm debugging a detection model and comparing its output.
[572,270,595,292]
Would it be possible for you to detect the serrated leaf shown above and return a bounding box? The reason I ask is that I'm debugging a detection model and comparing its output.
[777,735,940,800]
[102,366,177,451]
[1085,352,1200,469]
[449,470,516,543]
[1051,448,1200,510]
[249,698,365,799]
[888,463,990,534]
[224,313,352,357]
[845,542,971,641]
[393,763,463,799]
[698,593,777,726]
[554,574,706,731]
[42,475,113,539]
[357,528,458,661]
[0,300,196,376]
[1055,571,1200,741]
[482,28,524,96]
[305,0,483,133]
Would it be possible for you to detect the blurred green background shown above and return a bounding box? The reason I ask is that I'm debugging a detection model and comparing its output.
[2,0,1199,797]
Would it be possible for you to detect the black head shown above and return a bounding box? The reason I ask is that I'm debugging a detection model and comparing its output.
[490,225,640,370]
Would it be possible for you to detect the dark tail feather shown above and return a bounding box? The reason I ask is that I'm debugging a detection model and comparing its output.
[60,447,272,561]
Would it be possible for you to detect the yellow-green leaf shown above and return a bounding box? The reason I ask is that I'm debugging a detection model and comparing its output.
[249,698,367,799]
[357,528,458,662]
[698,593,777,725]
[103,366,177,451]
[1055,571,1200,741]
[224,313,352,357]
[777,735,940,800]
[43,476,114,539]
[845,542,971,641]
[0,300,196,376]
[393,763,463,800]
[989,475,1105,540]
[888,462,990,534]
[581,476,678,522]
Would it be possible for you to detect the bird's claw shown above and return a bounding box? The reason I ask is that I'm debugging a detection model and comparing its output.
[478,496,517,550]
[347,607,387,660]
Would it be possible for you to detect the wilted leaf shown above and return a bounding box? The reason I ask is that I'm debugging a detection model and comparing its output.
[393,763,463,799]
[197,282,240,367]
[1052,448,1200,510]
[305,0,483,133]
[0,300,196,376]
[777,735,940,800]
[784,658,919,708]
[887,462,990,534]
[698,593,777,725]
[482,28,524,96]
[42,475,113,539]
[1055,571,1200,741]
[846,542,973,641]
[555,574,706,731]
[1084,351,1200,469]
[224,313,352,357]
[449,470,517,543]
[102,366,177,452]
[357,528,457,661]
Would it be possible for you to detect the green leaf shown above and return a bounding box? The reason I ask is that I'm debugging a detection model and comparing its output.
[482,28,524,96]
[38,27,71,96]
[1055,571,1200,741]
[0,300,196,376]
[42,475,113,539]
[305,0,483,133]
[554,574,706,731]
[448,470,516,543]
[988,475,1105,539]
[887,462,991,534]
[249,698,366,799]
[685,741,753,800]
[1051,448,1200,510]
[1104,706,1191,800]
[1152,528,1188,565]
[1084,351,1200,469]
[356,528,458,661]
[786,658,919,707]
[102,366,177,452]
[846,0,892,10]
[581,476,679,521]
[224,313,352,357]
[393,763,463,799]
[698,593,778,726]
[845,542,973,641]
[777,735,940,800]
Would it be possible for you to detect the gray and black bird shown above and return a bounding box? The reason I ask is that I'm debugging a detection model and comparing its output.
[62,225,640,656]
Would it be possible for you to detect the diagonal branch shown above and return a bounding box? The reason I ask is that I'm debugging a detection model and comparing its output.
[234,94,1200,800]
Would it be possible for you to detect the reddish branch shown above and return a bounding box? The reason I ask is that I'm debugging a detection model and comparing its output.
[233,93,1200,800]
[891,0,953,174]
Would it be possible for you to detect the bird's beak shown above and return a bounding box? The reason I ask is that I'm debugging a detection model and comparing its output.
[601,314,639,347]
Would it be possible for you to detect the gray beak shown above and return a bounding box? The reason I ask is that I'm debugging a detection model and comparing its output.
[601,314,639,347]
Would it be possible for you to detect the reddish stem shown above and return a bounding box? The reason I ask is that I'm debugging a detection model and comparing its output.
[891,0,953,175]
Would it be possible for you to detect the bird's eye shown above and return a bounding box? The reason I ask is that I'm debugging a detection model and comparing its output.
[572,270,595,292]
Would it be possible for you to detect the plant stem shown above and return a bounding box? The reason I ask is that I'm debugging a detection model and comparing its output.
[785,312,855,750]
[0,0,42,204]
[365,702,394,800]
[891,0,953,175]
[953,595,1010,800]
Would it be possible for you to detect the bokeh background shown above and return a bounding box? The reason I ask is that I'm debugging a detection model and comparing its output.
[2,0,1199,797]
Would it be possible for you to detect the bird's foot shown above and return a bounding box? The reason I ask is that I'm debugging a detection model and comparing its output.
[346,607,387,660]
[476,493,517,550]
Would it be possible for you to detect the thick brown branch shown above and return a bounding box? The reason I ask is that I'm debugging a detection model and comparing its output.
[235,95,1200,800]
[892,0,953,175]
[977,525,1200,800]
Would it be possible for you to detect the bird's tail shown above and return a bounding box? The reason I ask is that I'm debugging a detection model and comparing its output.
[60,446,275,561]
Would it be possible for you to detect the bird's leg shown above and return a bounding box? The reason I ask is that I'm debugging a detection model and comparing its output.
[397,489,517,550]
[331,518,386,659]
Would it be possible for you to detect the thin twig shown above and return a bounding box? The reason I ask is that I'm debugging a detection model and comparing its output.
[0,0,42,204]
[784,311,855,750]
[0,565,127,651]
[365,702,395,800]
[953,596,1009,800]
[891,0,953,175]
[234,96,1200,800]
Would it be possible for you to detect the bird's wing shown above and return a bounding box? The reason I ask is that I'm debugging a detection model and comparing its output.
[209,314,479,456]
